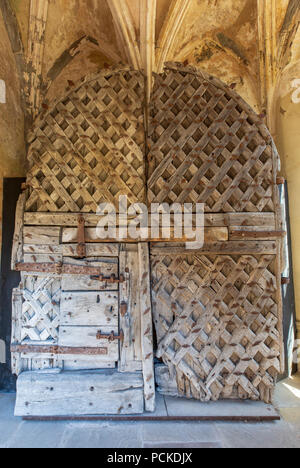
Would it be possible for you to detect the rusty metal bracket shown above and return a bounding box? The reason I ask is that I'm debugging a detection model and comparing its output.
[76,214,86,258]
[90,273,125,284]
[96,330,124,343]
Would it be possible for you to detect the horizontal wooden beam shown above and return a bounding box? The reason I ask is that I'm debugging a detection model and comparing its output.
[11,345,108,356]
[61,227,228,244]
[150,241,277,255]
[230,229,286,240]
[24,212,276,228]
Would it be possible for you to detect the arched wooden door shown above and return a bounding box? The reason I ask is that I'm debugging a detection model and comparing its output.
[149,65,283,403]
[11,65,283,416]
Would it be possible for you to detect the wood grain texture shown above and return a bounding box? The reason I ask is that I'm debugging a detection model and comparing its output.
[58,326,119,361]
[62,226,228,243]
[11,193,26,269]
[15,370,144,416]
[25,69,146,213]
[151,252,281,403]
[60,291,119,326]
[119,245,142,372]
[139,243,155,412]
[24,212,275,228]
[148,65,275,213]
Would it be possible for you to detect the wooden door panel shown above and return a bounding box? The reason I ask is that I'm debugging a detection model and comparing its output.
[60,291,119,326]
[151,250,281,403]
[61,257,119,292]
[58,326,119,361]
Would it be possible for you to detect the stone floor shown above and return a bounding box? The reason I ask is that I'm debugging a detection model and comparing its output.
[0,375,299,448]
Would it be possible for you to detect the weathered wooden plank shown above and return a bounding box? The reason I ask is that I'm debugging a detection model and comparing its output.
[63,244,119,257]
[11,288,23,376]
[24,254,63,264]
[229,227,286,240]
[23,227,60,245]
[61,291,118,326]
[15,370,144,416]
[12,345,109,356]
[24,244,63,255]
[24,212,276,228]
[61,276,119,292]
[58,326,119,361]
[62,359,116,371]
[155,364,179,397]
[150,241,277,255]
[119,245,142,372]
[138,243,155,412]
[61,258,119,291]
[25,243,118,258]
[62,227,228,243]
[11,193,26,269]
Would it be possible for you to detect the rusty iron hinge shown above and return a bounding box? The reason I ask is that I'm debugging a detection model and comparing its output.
[15,262,124,283]
[96,330,124,343]
[77,214,86,258]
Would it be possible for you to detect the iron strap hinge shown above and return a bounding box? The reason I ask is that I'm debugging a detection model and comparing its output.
[76,214,86,258]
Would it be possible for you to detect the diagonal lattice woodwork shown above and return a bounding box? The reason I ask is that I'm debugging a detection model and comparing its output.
[148,65,276,212]
[21,276,61,342]
[25,69,146,212]
[151,253,281,403]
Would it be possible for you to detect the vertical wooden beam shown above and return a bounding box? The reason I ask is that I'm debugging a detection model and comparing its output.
[140,0,157,102]
[11,288,23,376]
[11,192,26,270]
[156,0,191,73]
[138,243,155,412]
[107,0,142,70]
[119,245,142,373]
[25,0,49,118]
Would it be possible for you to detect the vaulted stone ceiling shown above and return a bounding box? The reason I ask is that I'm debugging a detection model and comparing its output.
[6,0,299,120]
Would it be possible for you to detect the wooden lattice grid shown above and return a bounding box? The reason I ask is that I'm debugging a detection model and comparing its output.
[21,276,61,343]
[148,65,276,212]
[25,69,146,212]
[151,252,281,403]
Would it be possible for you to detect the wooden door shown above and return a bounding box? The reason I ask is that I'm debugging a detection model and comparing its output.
[59,257,120,370]
[148,64,283,404]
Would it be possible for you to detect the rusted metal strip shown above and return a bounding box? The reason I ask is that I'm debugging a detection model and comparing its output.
[96,330,124,343]
[11,344,108,355]
[76,214,86,258]
[230,230,286,239]
[15,262,125,283]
